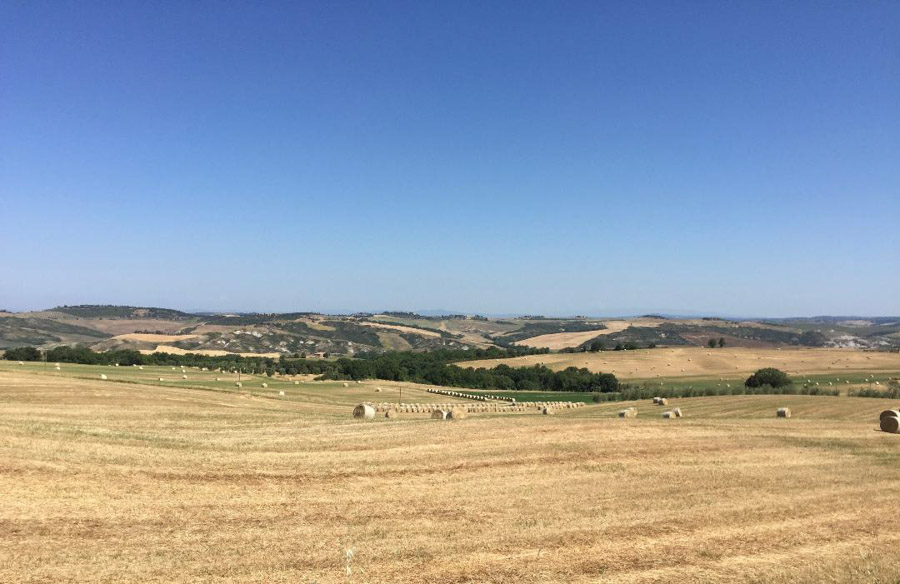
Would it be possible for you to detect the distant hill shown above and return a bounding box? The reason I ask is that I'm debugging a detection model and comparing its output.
[1,306,898,354]
[52,305,193,320]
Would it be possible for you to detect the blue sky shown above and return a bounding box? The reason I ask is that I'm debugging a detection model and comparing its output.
[1,1,898,316]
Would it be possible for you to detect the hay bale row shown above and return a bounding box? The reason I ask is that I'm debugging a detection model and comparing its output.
[880,409,900,433]
[370,402,530,415]
[531,402,584,409]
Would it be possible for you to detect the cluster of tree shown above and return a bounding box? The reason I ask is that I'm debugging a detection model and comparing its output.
[564,340,656,353]
[321,354,618,392]
[2,346,42,361]
[707,337,727,348]
[745,367,792,389]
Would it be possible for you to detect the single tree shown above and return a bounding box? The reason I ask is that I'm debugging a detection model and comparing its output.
[745,368,792,388]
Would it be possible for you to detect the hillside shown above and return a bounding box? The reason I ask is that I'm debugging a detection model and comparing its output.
[2,306,899,355]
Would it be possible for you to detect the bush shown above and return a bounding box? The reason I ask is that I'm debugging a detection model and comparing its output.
[745,368,792,389]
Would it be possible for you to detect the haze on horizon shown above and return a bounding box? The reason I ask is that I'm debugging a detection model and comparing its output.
[1,2,898,318]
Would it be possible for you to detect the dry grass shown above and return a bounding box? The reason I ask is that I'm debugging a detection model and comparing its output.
[109,333,201,343]
[142,345,284,359]
[462,346,900,381]
[1,368,900,583]
[516,319,662,349]
[355,321,442,338]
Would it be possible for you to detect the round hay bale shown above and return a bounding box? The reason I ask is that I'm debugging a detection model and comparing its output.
[652,397,661,404]
[55,366,60,371]
[182,375,187,379]
[672,407,683,418]
[431,409,448,420]
[100,374,107,380]
[658,398,668,406]
[879,409,900,422]
[279,390,285,396]
[235,382,242,388]
[353,404,375,420]
[261,382,268,388]
[293,380,300,385]
[17,361,24,365]
[375,387,382,392]
[662,411,674,419]
[158,377,164,381]
[776,407,791,418]
[449,408,467,420]
[385,409,399,419]
[880,415,900,433]
[215,377,221,381]
[343,382,349,388]
[618,408,637,418]
[138,366,143,370]
[542,407,554,415]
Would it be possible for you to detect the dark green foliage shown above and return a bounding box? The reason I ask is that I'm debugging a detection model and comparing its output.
[799,330,828,347]
[718,337,726,347]
[319,350,618,392]
[745,368,792,389]
[2,346,42,361]
[708,339,717,348]
[589,340,605,352]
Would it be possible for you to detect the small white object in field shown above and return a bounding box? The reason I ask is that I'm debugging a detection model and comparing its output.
[235,382,242,388]
[17,361,23,365]
[55,366,60,371]
[777,407,791,418]
[261,383,268,388]
[343,382,349,388]
[139,366,143,370]
[279,391,285,396]
[182,375,187,379]
[100,374,107,380]
[159,377,164,381]
[294,381,300,385]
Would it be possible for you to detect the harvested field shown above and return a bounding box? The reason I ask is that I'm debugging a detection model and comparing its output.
[462,347,900,381]
[142,345,284,359]
[1,365,900,583]
[109,333,201,343]
[516,319,662,349]
[356,321,442,337]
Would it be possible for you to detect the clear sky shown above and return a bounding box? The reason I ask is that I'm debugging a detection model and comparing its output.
[1,1,898,317]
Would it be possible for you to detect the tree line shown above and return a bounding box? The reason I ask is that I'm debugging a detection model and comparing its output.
[2,345,621,393]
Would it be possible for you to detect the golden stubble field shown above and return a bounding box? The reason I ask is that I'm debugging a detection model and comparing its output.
[2,366,900,583]
[462,347,900,381]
